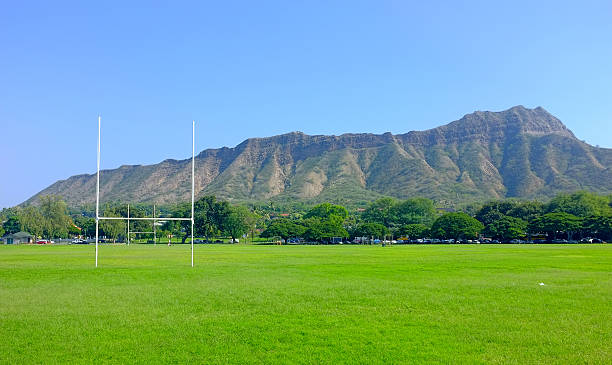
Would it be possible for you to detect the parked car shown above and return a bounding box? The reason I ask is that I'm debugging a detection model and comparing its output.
[552,239,568,244]
[36,239,49,244]
[582,238,604,243]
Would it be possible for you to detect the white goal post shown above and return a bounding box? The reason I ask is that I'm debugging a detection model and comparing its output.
[95,116,196,267]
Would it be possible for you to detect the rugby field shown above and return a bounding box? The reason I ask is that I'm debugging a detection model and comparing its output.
[1,244,610,363]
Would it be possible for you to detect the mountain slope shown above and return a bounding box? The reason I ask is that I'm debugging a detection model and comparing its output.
[25,106,612,207]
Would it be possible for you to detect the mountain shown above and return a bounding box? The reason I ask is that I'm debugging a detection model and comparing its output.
[24,106,612,208]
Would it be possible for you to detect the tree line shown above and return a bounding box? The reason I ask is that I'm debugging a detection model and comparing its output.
[2,191,612,243]
[347,191,612,242]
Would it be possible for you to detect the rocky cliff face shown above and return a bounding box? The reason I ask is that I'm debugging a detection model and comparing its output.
[25,106,612,207]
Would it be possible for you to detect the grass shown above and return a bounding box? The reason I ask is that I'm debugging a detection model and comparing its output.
[0,244,611,364]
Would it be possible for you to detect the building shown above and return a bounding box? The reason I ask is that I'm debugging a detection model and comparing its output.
[3,231,33,244]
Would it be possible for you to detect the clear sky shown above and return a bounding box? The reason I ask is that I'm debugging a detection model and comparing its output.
[1,0,611,209]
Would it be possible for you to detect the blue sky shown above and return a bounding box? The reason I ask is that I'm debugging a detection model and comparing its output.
[1,0,611,208]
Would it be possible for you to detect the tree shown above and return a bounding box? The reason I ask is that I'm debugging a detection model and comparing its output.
[3,216,21,234]
[476,200,543,225]
[100,207,125,242]
[391,198,437,226]
[39,195,72,239]
[583,215,612,241]
[304,203,348,221]
[114,204,149,240]
[362,197,396,227]
[476,209,506,228]
[301,203,350,242]
[222,205,251,242]
[546,191,612,218]
[193,196,223,241]
[169,196,230,243]
[168,196,253,243]
[350,222,388,238]
[19,206,44,237]
[507,201,544,222]
[243,209,259,243]
[398,224,429,239]
[211,200,232,235]
[483,216,527,241]
[528,212,582,240]
[430,212,484,240]
[167,202,192,243]
[0,224,4,237]
[73,215,96,238]
[303,217,348,242]
[261,219,306,240]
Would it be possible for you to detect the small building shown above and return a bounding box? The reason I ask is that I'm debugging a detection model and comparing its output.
[3,231,34,244]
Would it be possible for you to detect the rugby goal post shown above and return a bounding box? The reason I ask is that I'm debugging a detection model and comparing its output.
[95,116,196,267]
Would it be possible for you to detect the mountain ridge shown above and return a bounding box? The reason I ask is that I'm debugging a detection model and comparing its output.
[24,106,612,208]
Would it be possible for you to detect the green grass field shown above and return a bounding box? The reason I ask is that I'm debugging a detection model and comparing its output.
[1,244,611,364]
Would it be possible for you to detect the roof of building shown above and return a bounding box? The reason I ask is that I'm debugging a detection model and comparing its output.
[3,231,33,239]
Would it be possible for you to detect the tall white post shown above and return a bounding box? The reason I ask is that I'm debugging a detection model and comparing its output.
[191,120,195,267]
[127,204,130,245]
[153,204,156,245]
[95,115,101,267]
